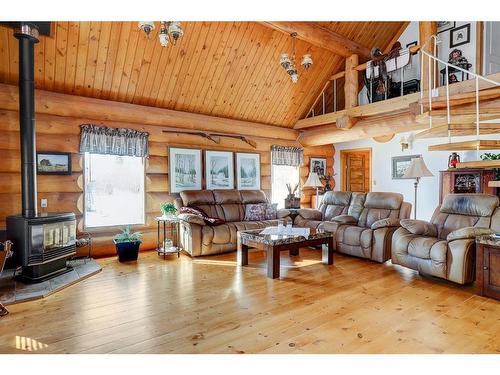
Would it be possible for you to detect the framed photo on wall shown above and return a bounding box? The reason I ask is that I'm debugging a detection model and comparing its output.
[169,147,202,193]
[205,150,234,190]
[392,154,421,179]
[437,21,455,34]
[36,152,72,175]
[236,152,260,190]
[310,157,327,178]
[450,24,471,48]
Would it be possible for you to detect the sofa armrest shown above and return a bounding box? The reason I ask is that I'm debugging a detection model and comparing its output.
[447,227,494,242]
[277,209,290,219]
[178,213,206,226]
[400,219,437,237]
[371,217,400,230]
[332,215,358,224]
[297,209,322,221]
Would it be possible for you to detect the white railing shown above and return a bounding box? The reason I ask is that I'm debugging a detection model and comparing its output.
[419,36,500,149]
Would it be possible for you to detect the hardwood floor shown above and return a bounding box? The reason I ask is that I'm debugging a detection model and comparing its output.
[0,249,499,354]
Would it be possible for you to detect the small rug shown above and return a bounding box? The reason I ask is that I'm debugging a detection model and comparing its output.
[0,258,102,305]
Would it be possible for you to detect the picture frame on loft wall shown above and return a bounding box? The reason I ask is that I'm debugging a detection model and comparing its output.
[437,21,456,34]
[205,150,234,190]
[236,152,260,190]
[169,147,203,193]
[36,152,72,175]
[450,24,471,48]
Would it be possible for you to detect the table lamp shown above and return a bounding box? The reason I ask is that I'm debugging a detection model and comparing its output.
[304,172,323,209]
[403,157,433,219]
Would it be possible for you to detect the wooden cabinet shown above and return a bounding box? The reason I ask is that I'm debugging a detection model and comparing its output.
[439,169,497,204]
[476,241,500,301]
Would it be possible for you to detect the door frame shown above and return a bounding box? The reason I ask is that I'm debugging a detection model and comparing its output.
[339,147,372,192]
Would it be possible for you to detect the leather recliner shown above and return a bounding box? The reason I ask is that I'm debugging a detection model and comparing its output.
[175,189,290,257]
[391,193,499,284]
[295,191,412,263]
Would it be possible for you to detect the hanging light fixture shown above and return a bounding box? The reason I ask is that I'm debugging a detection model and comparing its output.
[279,33,313,83]
[139,21,184,47]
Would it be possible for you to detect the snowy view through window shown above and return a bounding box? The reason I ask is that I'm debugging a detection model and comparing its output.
[271,165,300,209]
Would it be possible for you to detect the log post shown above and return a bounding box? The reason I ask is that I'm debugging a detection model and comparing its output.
[419,21,437,92]
[344,54,359,110]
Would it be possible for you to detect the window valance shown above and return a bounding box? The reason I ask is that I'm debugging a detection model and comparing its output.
[79,124,149,157]
[271,145,304,167]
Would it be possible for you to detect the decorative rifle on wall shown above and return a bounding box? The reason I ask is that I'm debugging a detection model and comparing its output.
[162,127,257,149]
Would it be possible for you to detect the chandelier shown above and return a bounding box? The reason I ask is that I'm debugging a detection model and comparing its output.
[138,21,184,47]
[280,33,313,83]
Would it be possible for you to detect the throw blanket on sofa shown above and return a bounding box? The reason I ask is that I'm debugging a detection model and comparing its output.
[179,206,225,226]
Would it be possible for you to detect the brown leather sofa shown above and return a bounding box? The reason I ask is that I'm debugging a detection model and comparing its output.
[391,193,499,284]
[295,191,411,263]
[175,189,290,257]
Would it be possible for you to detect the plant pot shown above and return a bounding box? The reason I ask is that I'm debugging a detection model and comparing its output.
[114,240,141,262]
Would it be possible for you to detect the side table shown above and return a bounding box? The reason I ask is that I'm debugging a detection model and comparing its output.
[156,216,182,259]
[476,235,500,301]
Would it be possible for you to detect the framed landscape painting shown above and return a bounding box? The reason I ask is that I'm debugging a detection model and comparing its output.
[169,147,202,193]
[36,152,72,175]
[310,157,327,178]
[236,152,260,190]
[205,150,234,190]
[392,154,421,179]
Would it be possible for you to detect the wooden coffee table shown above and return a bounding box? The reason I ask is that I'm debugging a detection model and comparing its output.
[237,228,334,279]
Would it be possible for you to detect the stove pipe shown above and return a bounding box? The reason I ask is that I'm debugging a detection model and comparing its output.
[14,24,39,218]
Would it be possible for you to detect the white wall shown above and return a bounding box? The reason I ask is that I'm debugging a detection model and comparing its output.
[333,133,500,220]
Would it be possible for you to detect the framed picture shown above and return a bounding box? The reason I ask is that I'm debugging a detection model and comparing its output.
[236,152,260,190]
[36,152,72,175]
[169,147,202,193]
[392,154,421,179]
[205,150,234,190]
[406,41,417,48]
[450,24,471,48]
[437,21,455,34]
[310,157,327,178]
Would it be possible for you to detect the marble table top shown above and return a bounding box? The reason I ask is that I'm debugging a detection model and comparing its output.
[238,227,333,246]
[476,234,500,247]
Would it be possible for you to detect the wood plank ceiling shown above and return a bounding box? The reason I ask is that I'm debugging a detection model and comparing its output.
[0,21,406,128]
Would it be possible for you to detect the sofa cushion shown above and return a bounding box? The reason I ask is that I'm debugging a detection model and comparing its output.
[441,194,499,217]
[371,217,400,230]
[213,189,242,204]
[297,209,322,220]
[240,190,268,204]
[244,203,267,221]
[181,190,215,206]
[364,192,403,210]
[408,237,447,263]
[446,226,494,242]
[332,215,358,224]
[400,219,437,237]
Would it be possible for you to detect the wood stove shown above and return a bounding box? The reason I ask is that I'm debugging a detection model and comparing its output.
[5,22,77,282]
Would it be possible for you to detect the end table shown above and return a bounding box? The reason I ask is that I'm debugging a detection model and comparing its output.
[156,216,182,259]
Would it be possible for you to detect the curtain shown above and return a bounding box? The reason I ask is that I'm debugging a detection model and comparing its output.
[271,145,304,167]
[79,124,149,157]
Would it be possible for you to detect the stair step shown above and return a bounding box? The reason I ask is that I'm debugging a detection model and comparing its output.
[415,123,500,139]
[419,87,500,109]
[428,140,500,151]
[456,160,500,168]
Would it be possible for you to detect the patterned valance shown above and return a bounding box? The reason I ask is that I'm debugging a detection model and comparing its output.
[79,124,149,157]
[271,145,304,167]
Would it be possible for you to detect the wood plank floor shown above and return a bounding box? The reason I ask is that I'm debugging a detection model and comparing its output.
[0,249,499,354]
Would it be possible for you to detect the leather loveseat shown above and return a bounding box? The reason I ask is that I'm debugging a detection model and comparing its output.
[295,191,412,263]
[391,193,499,284]
[175,189,290,257]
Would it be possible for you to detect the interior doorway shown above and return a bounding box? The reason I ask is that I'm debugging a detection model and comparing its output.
[340,148,372,192]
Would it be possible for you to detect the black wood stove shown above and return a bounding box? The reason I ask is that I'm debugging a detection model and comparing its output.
[6,22,76,282]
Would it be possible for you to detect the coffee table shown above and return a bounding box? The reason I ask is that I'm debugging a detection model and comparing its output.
[237,227,334,279]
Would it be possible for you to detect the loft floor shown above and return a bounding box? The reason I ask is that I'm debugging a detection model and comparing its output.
[0,250,498,354]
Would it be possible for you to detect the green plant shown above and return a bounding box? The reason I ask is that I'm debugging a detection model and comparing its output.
[160,202,177,216]
[480,152,500,180]
[114,226,142,244]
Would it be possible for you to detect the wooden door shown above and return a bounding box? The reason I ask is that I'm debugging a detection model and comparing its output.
[341,149,371,192]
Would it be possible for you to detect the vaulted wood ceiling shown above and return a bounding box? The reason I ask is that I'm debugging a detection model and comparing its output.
[0,21,407,128]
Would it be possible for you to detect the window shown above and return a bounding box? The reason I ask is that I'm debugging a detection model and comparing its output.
[84,153,145,228]
[271,164,300,209]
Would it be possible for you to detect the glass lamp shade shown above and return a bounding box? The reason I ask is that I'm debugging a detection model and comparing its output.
[159,31,169,47]
[167,22,183,44]
[304,172,323,188]
[138,21,155,37]
[301,54,313,70]
[403,157,434,179]
[280,53,292,70]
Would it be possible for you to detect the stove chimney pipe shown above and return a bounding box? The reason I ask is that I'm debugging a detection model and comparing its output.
[14,23,39,218]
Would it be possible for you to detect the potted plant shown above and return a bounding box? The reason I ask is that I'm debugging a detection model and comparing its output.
[160,202,178,219]
[113,226,142,262]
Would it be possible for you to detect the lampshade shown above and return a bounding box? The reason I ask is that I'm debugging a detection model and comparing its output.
[403,157,434,179]
[304,172,323,187]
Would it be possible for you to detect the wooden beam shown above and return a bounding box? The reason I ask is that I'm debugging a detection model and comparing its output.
[457,159,500,169]
[0,84,298,142]
[419,87,500,109]
[344,54,359,110]
[298,112,427,146]
[428,140,500,151]
[419,21,437,91]
[415,123,500,138]
[261,22,371,59]
[336,115,357,130]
